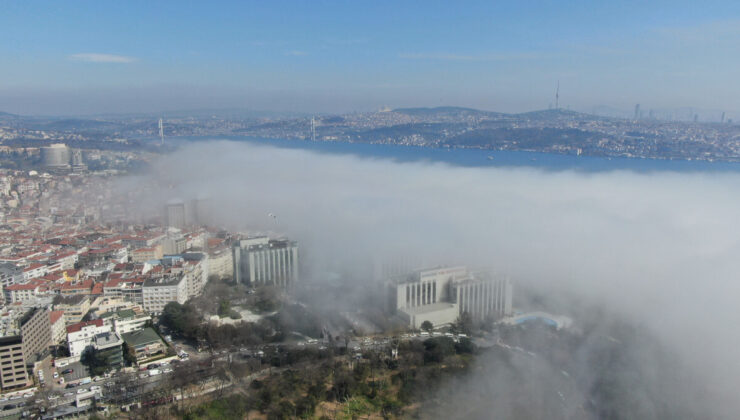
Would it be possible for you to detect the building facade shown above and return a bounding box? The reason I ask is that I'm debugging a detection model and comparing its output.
[0,336,28,391]
[142,275,187,314]
[387,266,513,329]
[19,307,51,364]
[232,237,298,287]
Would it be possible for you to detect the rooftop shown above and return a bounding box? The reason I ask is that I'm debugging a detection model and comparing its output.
[121,327,162,347]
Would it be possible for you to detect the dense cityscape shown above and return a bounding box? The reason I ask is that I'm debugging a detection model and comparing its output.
[5,2,740,419]
[2,106,740,163]
[0,113,709,420]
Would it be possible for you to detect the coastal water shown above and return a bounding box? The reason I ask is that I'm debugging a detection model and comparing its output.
[179,136,740,173]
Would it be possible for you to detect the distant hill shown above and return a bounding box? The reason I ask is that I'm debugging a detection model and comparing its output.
[393,106,505,118]
[40,119,123,131]
[515,109,596,120]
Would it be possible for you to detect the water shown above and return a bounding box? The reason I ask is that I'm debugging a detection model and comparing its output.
[177,136,740,173]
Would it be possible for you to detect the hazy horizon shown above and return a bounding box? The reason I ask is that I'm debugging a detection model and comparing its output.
[3,2,740,118]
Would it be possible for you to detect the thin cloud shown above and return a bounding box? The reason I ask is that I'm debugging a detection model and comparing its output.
[399,51,551,61]
[69,53,138,63]
[285,50,309,57]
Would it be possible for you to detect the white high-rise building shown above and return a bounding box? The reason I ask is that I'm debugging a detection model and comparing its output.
[40,144,71,168]
[232,237,298,287]
[142,275,187,314]
[387,266,512,329]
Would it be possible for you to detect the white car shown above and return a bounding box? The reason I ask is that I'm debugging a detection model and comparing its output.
[53,372,59,379]
[90,385,101,392]
[77,388,88,394]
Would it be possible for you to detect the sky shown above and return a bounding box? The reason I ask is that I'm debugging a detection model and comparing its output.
[2,1,740,115]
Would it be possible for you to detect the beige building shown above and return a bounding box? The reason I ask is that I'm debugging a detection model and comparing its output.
[49,310,66,344]
[131,245,163,263]
[208,247,233,279]
[53,295,91,326]
[142,275,187,314]
[0,336,28,391]
[20,307,51,364]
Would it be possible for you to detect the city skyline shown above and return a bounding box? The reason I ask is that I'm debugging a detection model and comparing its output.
[2,1,740,115]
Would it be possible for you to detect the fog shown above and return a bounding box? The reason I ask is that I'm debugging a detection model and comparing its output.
[124,140,740,417]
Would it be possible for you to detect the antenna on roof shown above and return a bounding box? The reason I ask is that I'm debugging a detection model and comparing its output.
[158,118,164,145]
[555,81,560,110]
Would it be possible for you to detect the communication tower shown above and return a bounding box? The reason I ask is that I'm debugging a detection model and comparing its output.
[158,118,164,144]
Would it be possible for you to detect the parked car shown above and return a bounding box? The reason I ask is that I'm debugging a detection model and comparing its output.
[53,372,59,379]
[61,369,73,375]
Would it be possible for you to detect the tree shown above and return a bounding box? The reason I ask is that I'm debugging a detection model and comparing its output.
[80,347,108,376]
[453,312,473,336]
[123,343,137,366]
[421,320,433,333]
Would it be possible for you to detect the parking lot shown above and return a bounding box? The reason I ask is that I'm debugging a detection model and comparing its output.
[60,362,89,384]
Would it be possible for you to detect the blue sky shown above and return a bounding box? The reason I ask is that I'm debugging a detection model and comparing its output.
[2,1,740,115]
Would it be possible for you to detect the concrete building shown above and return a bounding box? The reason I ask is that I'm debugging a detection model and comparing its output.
[208,246,233,280]
[0,336,28,391]
[0,263,23,295]
[131,245,163,263]
[100,309,150,335]
[162,236,187,255]
[142,275,187,314]
[182,253,208,299]
[66,319,111,358]
[452,271,512,322]
[387,266,512,329]
[92,331,123,370]
[53,295,91,326]
[121,328,165,362]
[0,307,52,390]
[40,144,71,168]
[19,307,51,364]
[164,201,186,229]
[232,237,298,287]
[49,310,66,344]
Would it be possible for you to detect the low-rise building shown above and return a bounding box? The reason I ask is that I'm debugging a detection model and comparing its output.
[121,327,165,362]
[131,245,163,263]
[92,331,123,370]
[53,294,91,326]
[100,309,150,335]
[66,319,111,358]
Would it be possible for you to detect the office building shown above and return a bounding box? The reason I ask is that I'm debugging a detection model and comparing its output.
[164,201,186,229]
[19,307,51,364]
[387,266,512,329]
[92,332,123,370]
[232,237,298,287]
[0,336,28,391]
[142,275,187,314]
[40,144,71,168]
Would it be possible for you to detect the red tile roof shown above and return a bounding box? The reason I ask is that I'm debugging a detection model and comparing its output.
[49,310,64,325]
[66,319,103,333]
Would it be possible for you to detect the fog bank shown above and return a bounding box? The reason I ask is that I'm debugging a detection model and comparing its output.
[122,140,740,417]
